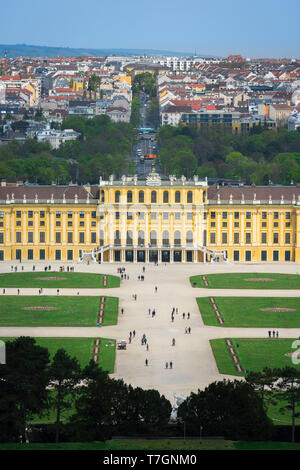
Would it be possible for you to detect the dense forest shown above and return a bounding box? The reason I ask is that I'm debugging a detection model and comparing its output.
[1,111,300,185]
[0,115,134,184]
[158,125,300,184]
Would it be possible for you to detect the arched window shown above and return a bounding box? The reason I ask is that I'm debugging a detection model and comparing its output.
[139,190,144,203]
[114,230,121,246]
[150,230,157,246]
[151,190,157,203]
[187,191,193,203]
[138,230,145,246]
[162,230,169,246]
[186,230,193,245]
[99,230,104,246]
[126,230,133,246]
[163,191,169,203]
[101,190,105,203]
[115,190,120,203]
[174,230,181,246]
[175,191,181,203]
[127,190,133,203]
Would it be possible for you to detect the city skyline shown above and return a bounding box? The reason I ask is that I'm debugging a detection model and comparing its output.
[1,0,299,58]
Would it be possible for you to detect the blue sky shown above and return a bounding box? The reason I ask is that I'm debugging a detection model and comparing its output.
[1,0,299,57]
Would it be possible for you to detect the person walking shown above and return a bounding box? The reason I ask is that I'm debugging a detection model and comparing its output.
[149,308,151,315]
[165,362,168,369]
[187,312,190,319]
[182,313,185,319]
[17,289,20,295]
[121,308,124,315]
[145,359,148,366]
[2,289,5,294]
[188,327,191,334]
[133,330,136,338]
[170,361,173,369]
[185,327,187,334]
[57,289,59,295]
[155,286,157,293]
[146,343,149,351]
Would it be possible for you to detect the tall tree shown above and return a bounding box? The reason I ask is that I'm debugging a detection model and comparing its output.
[48,348,81,443]
[245,367,276,405]
[273,367,300,443]
[0,337,50,443]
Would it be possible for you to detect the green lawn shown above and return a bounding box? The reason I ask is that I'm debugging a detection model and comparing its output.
[191,273,300,289]
[0,272,120,288]
[0,296,119,327]
[0,337,116,372]
[0,336,116,425]
[210,338,300,425]
[210,338,300,376]
[197,297,300,327]
[0,440,299,450]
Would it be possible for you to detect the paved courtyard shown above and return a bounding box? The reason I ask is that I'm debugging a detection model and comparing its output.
[0,260,300,403]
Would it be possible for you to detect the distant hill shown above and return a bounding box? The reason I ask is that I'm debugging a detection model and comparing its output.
[0,43,215,58]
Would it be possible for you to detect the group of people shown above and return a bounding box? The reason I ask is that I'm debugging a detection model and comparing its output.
[59,265,74,272]
[128,330,136,344]
[148,308,156,317]
[268,330,279,338]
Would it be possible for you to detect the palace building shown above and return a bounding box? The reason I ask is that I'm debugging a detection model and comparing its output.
[1,173,300,263]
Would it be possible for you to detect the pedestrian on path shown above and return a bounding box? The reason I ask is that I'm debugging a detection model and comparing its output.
[133,330,136,338]
[185,327,187,334]
[148,308,151,315]
[146,344,149,351]
[187,313,190,319]
[121,308,124,314]
[57,289,59,295]
[145,359,148,366]
[2,289,5,294]
[268,330,271,338]
[155,286,157,293]
[188,327,191,334]
[182,313,185,319]
[170,361,173,369]
[276,331,279,338]
[165,362,168,369]
[17,289,20,295]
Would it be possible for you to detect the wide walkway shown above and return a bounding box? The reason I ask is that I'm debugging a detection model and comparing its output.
[0,261,300,403]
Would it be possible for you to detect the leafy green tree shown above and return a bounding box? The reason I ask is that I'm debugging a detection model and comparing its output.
[70,366,125,441]
[0,337,50,443]
[245,367,276,405]
[272,367,300,443]
[48,349,81,443]
[178,379,273,440]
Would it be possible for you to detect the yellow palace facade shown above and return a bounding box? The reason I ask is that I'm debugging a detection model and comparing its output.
[1,173,300,264]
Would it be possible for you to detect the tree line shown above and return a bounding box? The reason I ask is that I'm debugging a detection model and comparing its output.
[158,125,300,184]
[1,337,299,444]
[0,115,134,184]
